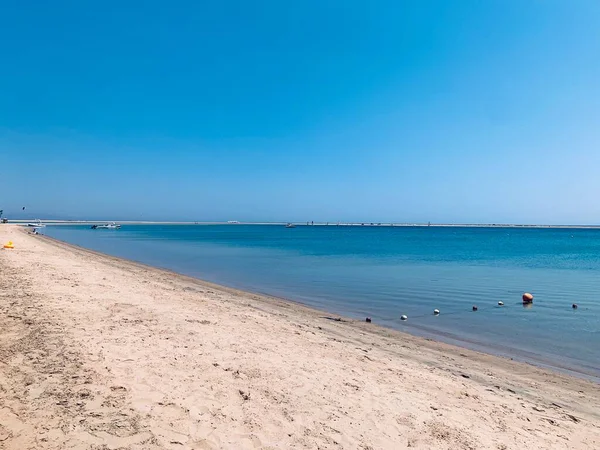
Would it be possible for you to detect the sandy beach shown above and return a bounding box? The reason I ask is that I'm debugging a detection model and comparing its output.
[1,225,599,449]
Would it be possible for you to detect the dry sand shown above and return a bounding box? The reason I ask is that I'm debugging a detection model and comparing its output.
[1,224,599,449]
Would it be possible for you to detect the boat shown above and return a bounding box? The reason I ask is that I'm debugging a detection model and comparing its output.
[27,220,45,228]
[92,222,121,230]
[285,223,296,228]
[99,223,120,229]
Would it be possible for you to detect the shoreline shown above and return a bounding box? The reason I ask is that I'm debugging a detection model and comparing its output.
[8,219,600,229]
[2,224,600,448]
[39,227,600,382]
[36,230,548,377]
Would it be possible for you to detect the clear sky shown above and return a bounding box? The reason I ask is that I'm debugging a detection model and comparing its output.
[1,1,599,223]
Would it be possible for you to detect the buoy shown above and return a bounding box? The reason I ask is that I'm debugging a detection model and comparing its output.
[522,293,534,304]
[401,315,408,321]
[498,301,504,306]
[572,304,578,309]
[472,305,478,311]
[433,309,440,315]
[365,317,372,323]
[3,241,14,249]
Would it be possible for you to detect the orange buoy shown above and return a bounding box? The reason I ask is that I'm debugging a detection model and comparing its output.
[522,292,534,303]
[3,241,14,249]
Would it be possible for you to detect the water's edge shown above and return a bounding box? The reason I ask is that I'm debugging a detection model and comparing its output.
[35,229,600,383]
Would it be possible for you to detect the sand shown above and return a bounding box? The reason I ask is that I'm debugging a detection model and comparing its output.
[1,225,599,449]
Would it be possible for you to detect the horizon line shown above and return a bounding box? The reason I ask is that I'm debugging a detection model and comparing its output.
[6,220,600,229]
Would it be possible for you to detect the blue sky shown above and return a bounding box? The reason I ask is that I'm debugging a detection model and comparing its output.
[1,1,599,223]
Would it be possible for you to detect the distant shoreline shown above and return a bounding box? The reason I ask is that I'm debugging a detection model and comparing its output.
[5,219,600,229]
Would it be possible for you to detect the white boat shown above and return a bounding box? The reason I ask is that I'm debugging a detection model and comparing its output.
[27,220,45,228]
[285,223,296,228]
[99,222,120,229]
[92,222,121,230]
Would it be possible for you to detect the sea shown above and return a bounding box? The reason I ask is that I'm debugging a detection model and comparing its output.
[44,224,600,380]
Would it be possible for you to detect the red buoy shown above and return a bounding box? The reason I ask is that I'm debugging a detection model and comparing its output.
[522,292,534,304]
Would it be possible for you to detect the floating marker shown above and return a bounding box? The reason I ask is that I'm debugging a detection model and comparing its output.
[522,293,534,304]
[401,315,408,321]
[433,309,440,315]
[498,301,504,306]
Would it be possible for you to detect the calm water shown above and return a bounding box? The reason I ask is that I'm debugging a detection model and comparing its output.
[45,225,600,379]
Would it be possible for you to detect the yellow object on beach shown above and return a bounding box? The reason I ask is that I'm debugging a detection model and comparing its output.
[3,241,14,249]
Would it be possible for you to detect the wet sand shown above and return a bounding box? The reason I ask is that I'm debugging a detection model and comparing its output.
[1,224,599,449]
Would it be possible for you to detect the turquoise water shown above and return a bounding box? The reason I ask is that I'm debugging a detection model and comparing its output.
[45,225,600,379]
